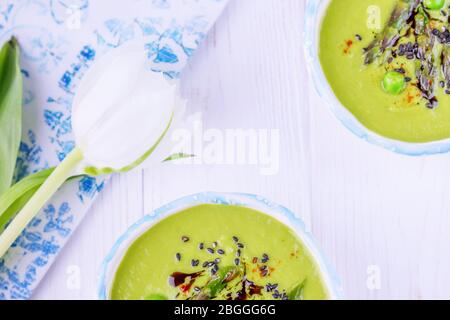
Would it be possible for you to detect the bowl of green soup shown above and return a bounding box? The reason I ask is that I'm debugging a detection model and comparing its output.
[98,192,341,300]
[305,0,450,155]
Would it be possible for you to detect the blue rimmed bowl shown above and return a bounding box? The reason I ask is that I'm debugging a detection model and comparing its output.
[98,192,342,300]
[304,0,450,156]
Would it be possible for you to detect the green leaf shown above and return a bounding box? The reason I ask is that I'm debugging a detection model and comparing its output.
[0,187,38,233]
[0,168,82,233]
[205,277,227,298]
[163,153,195,162]
[0,37,23,196]
[204,266,240,298]
[288,279,306,300]
[0,148,83,257]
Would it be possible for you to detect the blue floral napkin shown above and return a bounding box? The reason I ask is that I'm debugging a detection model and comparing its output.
[0,0,228,300]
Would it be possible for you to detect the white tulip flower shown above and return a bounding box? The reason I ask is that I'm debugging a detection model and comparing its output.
[0,40,183,257]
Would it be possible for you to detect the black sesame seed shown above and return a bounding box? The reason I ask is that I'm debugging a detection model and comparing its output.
[217,249,225,255]
[207,248,215,254]
[266,283,278,292]
[262,253,270,262]
[181,236,190,243]
[214,258,221,264]
[232,236,239,243]
[446,90,450,95]
[426,102,436,109]
[237,243,244,249]
[236,249,241,257]
[194,287,201,292]
[432,29,440,36]
[234,258,240,266]
[191,259,199,267]
[207,261,216,268]
[440,81,445,88]
[176,253,181,261]
[212,241,218,248]
[355,34,362,41]
[405,77,412,82]
[202,261,209,268]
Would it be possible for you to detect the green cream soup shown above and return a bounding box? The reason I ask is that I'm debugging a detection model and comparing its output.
[110,204,330,300]
[320,0,450,142]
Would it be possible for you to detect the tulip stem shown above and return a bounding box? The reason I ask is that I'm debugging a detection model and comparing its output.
[0,147,84,258]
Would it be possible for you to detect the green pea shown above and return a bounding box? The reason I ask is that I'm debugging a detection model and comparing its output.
[144,293,168,300]
[424,0,445,10]
[382,71,406,95]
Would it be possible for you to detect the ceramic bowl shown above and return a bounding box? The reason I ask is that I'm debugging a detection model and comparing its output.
[304,0,450,156]
[98,192,342,300]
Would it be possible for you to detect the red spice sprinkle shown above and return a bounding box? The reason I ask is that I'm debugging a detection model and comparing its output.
[407,93,414,104]
[343,39,353,54]
[177,274,200,294]
[179,283,190,293]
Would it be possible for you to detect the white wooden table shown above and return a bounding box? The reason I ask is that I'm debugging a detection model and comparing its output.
[33,0,450,300]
